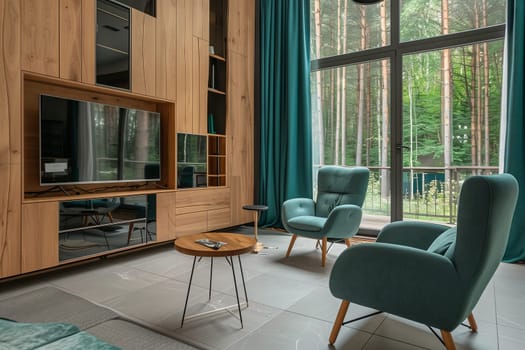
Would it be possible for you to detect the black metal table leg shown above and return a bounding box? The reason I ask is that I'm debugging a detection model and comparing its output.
[237,255,248,306]
[181,256,197,328]
[209,257,213,300]
[228,256,244,328]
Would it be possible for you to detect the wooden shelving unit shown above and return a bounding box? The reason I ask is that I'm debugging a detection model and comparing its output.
[207,0,228,187]
[208,135,226,187]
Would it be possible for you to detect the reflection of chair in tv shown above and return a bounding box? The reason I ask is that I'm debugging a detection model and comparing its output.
[126,194,156,244]
[59,198,120,248]
[60,198,119,225]
[179,166,195,188]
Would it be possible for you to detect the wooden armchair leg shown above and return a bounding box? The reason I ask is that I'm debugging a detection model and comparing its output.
[467,313,478,332]
[286,234,298,258]
[344,238,351,247]
[321,237,327,267]
[329,300,350,345]
[440,330,457,350]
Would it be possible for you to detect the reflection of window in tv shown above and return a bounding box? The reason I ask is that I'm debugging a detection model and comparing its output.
[177,133,207,164]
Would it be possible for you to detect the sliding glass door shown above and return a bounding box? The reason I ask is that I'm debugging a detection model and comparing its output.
[311,0,506,234]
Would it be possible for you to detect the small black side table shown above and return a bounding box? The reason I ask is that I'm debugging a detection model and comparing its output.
[242,204,268,252]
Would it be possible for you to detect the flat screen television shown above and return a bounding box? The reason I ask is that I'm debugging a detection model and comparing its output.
[40,94,161,185]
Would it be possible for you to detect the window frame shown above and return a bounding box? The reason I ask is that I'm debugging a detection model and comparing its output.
[310,0,506,222]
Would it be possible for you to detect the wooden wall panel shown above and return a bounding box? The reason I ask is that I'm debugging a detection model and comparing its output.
[59,0,82,81]
[0,163,21,278]
[132,9,156,96]
[21,202,59,273]
[21,0,60,76]
[192,37,208,135]
[227,0,255,225]
[81,0,95,84]
[175,0,192,133]
[0,0,21,278]
[155,0,177,100]
[228,51,254,225]
[156,192,176,241]
[192,0,209,40]
[227,0,254,57]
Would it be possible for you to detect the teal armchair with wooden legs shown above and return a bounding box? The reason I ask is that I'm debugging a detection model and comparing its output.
[328,174,519,350]
[282,166,370,266]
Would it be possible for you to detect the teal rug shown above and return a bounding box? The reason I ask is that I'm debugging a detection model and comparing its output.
[0,319,120,350]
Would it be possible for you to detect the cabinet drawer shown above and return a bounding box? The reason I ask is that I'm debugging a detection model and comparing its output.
[207,208,231,231]
[21,202,59,273]
[175,211,207,237]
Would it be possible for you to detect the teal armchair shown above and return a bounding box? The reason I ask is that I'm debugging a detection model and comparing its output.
[282,166,369,266]
[328,174,519,349]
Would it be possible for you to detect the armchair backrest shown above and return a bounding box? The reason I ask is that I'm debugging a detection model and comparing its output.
[315,166,370,218]
[453,174,518,315]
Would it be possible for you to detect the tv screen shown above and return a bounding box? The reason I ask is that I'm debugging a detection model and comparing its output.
[40,94,161,185]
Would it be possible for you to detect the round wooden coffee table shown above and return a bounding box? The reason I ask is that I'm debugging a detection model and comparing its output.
[174,232,256,328]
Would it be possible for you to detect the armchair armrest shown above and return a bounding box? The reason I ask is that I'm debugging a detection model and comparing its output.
[330,243,462,330]
[377,221,452,250]
[323,205,362,239]
[281,198,315,222]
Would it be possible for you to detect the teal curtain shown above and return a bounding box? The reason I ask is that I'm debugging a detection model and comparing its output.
[503,0,525,262]
[258,0,312,226]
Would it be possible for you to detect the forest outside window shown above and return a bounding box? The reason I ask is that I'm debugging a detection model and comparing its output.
[310,0,506,231]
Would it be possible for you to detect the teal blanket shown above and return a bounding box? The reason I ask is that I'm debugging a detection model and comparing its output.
[0,319,120,350]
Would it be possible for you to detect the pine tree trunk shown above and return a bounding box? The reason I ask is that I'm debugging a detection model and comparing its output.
[441,0,452,182]
[380,2,389,199]
[482,0,490,167]
[335,0,342,165]
[356,6,366,166]
[314,0,324,166]
[340,0,348,165]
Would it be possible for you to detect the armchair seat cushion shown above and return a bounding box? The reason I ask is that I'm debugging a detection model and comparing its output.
[427,227,456,256]
[287,216,327,232]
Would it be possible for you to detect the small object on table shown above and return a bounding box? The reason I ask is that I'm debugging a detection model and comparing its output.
[242,204,269,253]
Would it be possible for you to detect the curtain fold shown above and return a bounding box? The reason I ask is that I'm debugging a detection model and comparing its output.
[258,0,313,226]
[503,0,525,262]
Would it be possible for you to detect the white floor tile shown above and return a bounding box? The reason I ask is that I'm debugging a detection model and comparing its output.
[226,310,371,350]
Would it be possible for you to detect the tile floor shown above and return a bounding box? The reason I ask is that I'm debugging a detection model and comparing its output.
[1,226,525,350]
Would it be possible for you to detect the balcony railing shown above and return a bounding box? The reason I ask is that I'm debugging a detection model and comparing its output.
[364,166,499,224]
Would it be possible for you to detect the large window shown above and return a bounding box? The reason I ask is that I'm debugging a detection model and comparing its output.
[311,0,506,231]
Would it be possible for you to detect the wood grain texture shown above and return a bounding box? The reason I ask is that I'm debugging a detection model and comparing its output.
[174,211,207,237]
[21,202,59,273]
[228,50,254,225]
[0,163,21,278]
[81,0,95,84]
[59,0,82,81]
[193,0,210,40]
[207,207,231,231]
[175,232,255,257]
[175,0,202,133]
[192,37,208,134]
[21,0,59,76]
[0,0,22,278]
[131,9,156,96]
[156,192,177,241]
[227,0,254,57]
[176,187,230,210]
[155,0,176,100]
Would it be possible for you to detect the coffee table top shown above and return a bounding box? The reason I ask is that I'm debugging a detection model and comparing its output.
[174,232,257,257]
